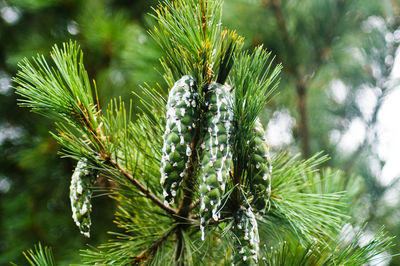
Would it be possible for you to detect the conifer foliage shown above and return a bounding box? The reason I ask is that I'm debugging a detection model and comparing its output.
[14,0,394,265]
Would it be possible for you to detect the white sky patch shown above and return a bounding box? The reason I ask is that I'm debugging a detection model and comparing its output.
[0,71,11,94]
[359,230,391,266]
[338,118,366,153]
[330,79,348,104]
[375,44,400,189]
[0,177,11,193]
[355,86,378,122]
[368,155,382,178]
[377,87,400,186]
[394,29,400,43]
[390,47,400,79]
[385,54,394,66]
[266,109,295,147]
[0,6,20,25]
[329,129,341,144]
[67,21,79,35]
[339,223,358,244]
[372,252,391,266]
[109,69,124,85]
[0,124,24,144]
[338,223,391,266]
[362,16,386,33]
[371,61,383,80]
[382,183,400,207]
[138,34,147,44]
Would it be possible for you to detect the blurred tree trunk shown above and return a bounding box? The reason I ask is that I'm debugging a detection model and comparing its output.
[295,79,310,158]
[268,0,311,158]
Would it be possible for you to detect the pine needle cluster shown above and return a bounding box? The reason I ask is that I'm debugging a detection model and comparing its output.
[14,0,394,265]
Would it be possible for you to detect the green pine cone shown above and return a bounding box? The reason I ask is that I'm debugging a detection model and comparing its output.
[160,76,198,205]
[199,82,233,240]
[232,206,259,265]
[69,158,97,238]
[249,119,272,215]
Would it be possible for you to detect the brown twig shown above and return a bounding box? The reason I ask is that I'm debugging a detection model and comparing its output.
[132,226,177,264]
[188,198,200,212]
[108,157,178,216]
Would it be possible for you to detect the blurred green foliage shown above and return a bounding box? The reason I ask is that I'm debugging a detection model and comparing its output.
[0,0,162,264]
[223,0,400,264]
[1,0,400,264]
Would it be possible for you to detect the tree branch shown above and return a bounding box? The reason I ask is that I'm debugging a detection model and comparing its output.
[108,157,178,216]
[132,226,177,264]
[189,198,200,212]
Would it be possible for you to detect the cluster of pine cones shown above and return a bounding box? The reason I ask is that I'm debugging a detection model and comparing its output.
[160,76,272,263]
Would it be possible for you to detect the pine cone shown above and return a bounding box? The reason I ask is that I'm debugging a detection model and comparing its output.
[70,158,97,237]
[160,76,198,205]
[249,118,272,214]
[200,82,233,240]
[232,206,259,265]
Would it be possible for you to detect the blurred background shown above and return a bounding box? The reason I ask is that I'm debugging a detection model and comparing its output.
[0,0,400,264]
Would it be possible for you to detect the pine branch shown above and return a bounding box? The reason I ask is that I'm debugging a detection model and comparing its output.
[14,42,176,219]
[81,180,176,264]
[150,0,243,87]
[108,157,178,216]
[230,46,281,208]
[266,153,347,244]
[262,225,394,265]
[132,226,177,264]
[23,243,55,266]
